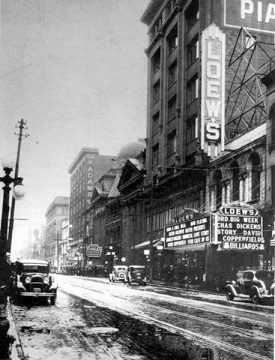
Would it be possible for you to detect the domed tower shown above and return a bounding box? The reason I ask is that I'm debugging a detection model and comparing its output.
[117,141,145,161]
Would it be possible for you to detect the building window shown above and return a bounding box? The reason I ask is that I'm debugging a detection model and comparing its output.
[213,170,222,209]
[187,76,199,105]
[185,0,199,31]
[152,111,160,134]
[272,166,275,208]
[247,153,261,202]
[167,24,178,56]
[187,36,199,67]
[152,48,161,73]
[152,80,160,104]
[186,115,198,143]
[269,103,275,147]
[152,144,159,166]
[168,60,177,87]
[167,130,177,156]
[231,161,240,201]
[168,95,177,122]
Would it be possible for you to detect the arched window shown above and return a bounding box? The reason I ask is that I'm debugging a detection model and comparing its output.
[269,103,275,147]
[247,153,261,202]
[231,161,240,201]
[213,170,222,209]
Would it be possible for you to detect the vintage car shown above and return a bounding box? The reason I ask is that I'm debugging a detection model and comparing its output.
[128,265,147,285]
[225,269,275,304]
[11,259,58,305]
[109,265,128,283]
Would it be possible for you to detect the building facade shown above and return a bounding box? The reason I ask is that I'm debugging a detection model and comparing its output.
[139,0,274,287]
[68,148,114,265]
[44,196,69,268]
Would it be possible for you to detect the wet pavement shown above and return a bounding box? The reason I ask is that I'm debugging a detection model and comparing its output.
[7,275,274,360]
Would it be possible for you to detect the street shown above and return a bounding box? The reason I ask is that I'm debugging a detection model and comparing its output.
[9,276,274,360]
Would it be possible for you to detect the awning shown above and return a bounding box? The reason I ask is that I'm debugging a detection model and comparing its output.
[165,243,208,252]
[133,239,160,249]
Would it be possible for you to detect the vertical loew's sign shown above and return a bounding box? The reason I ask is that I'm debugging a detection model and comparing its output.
[201,24,225,159]
[224,0,275,34]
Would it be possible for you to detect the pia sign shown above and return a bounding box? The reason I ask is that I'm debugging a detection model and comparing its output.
[224,0,275,33]
[201,24,225,159]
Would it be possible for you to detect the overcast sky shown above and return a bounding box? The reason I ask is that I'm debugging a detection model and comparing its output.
[0,0,149,253]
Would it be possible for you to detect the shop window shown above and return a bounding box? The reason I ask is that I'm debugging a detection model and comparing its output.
[168,60,177,87]
[167,130,177,156]
[167,24,178,56]
[152,111,160,134]
[151,48,161,73]
[213,170,222,209]
[187,36,199,67]
[152,80,160,104]
[185,0,199,31]
[247,153,261,202]
[168,95,177,122]
[186,115,198,144]
[187,75,198,105]
[231,161,240,201]
[269,103,275,148]
[152,144,159,167]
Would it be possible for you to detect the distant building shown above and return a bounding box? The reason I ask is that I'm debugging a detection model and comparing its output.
[44,196,69,267]
[68,148,114,265]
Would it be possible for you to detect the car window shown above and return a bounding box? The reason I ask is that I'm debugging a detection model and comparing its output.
[19,264,49,274]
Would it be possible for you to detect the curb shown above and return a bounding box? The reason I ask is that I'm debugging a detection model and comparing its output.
[7,299,25,360]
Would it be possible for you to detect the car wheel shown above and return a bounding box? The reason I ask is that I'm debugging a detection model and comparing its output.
[252,294,260,305]
[226,290,234,301]
[50,296,56,305]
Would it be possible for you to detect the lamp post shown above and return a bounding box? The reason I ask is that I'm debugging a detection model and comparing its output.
[0,162,24,359]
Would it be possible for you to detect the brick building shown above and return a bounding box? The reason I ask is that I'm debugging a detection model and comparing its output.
[68,148,114,265]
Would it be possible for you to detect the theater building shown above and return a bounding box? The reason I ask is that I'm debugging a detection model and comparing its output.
[140,0,274,287]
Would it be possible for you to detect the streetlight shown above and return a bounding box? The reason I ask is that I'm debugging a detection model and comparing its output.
[0,160,24,359]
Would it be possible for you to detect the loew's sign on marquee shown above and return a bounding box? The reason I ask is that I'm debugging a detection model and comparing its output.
[224,0,275,34]
[216,205,264,251]
[201,24,225,159]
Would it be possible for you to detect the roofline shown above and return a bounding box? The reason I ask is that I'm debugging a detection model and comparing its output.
[140,0,164,25]
[45,197,70,217]
[68,147,99,174]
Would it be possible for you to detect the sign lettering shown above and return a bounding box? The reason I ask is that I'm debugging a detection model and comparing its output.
[165,216,211,249]
[224,0,275,33]
[201,24,225,158]
[217,206,264,251]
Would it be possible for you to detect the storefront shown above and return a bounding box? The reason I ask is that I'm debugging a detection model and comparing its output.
[164,211,213,288]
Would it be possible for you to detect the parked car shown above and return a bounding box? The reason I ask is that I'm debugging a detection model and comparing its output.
[11,259,58,305]
[225,269,275,304]
[109,265,128,283]
[128,265,147,285]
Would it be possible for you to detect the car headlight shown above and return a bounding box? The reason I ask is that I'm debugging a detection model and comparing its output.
[44,277,50,285]
[25,277,31,284]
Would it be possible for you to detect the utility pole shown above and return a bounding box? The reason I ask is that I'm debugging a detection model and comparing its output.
[7,119,29,253]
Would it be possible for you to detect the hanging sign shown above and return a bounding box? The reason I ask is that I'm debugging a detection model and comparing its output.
[201,24,225,158]
[86,244,102,258]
